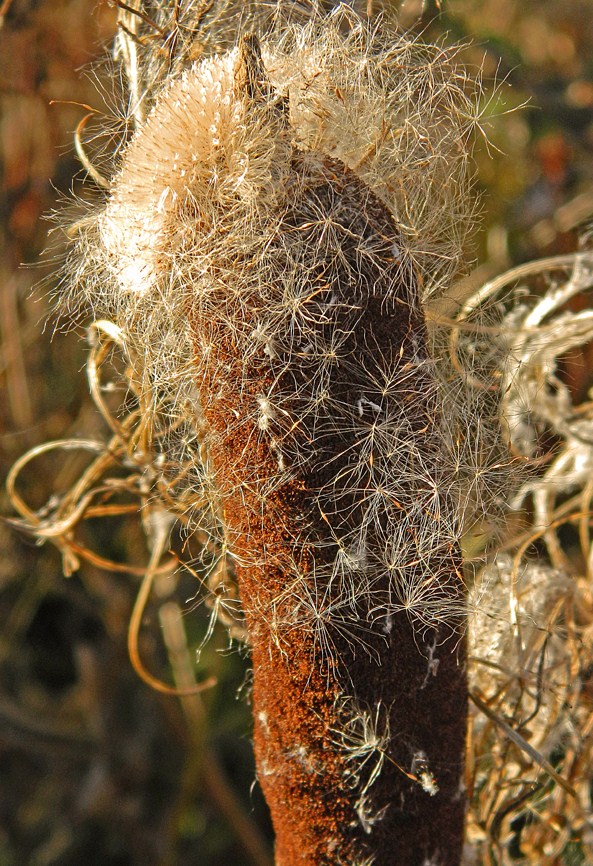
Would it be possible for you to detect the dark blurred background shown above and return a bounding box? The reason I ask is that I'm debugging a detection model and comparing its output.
[0,1,592,864]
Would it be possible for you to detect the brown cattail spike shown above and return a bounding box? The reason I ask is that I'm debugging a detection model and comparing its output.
[197,149,466,865]
[62,8,483,864]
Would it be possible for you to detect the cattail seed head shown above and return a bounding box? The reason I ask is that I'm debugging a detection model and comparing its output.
[8,4,592,863]
[59,5,490,863]
[66,4,486,570]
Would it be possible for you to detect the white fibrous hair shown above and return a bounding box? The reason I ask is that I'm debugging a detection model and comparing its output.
[63,2,490,637]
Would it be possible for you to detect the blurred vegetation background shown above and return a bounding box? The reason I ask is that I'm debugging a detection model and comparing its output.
[0,1,592,864]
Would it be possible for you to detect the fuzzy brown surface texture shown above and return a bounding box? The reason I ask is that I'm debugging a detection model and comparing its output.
[197,152,467,866]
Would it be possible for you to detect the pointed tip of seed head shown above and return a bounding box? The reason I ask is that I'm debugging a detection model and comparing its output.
[235,31,289,119]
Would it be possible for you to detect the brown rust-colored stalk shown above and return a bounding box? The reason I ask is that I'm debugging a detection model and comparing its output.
[197,99,467,862]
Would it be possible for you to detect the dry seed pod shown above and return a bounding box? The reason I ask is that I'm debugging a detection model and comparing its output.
[63,6,486,864]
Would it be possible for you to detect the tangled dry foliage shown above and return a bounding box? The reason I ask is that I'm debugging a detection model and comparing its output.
[459,249,593,865]
[4,0,593,864]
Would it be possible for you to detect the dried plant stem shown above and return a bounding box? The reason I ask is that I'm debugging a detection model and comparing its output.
[0,271,33,430]
[160,602,274,866]
[127,514,216,696]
